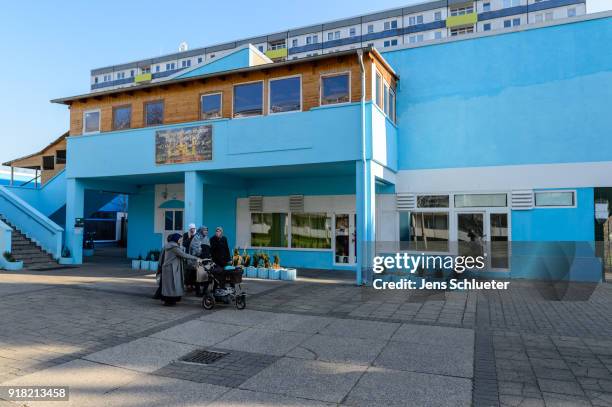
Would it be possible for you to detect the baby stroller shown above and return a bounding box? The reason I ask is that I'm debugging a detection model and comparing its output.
[201,260,246,310]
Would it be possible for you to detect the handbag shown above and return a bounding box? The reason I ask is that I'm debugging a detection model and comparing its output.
[196,263,209,283]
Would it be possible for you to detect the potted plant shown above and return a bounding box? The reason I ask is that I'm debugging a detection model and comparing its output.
[1,251,23,271]
[131,255,142,270]
[246,252,258,278]
[257,252,269,279]
[268,254,281,280]
[59,246,73,265]
[148,250,161,271]
[141,253,151,270]
[281,265,297,281]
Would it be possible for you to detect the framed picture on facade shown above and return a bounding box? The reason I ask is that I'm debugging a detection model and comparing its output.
[155,125,212,165]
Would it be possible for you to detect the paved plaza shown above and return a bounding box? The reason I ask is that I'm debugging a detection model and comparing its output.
[0,263,611,406]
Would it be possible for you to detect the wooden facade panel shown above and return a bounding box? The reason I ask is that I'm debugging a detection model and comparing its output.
[68,53,388,136]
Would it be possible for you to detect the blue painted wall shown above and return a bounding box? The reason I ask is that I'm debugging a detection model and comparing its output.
[127,186,163,259]
[381,17,612,170]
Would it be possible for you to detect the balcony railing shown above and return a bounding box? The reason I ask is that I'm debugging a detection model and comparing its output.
[446,12,478,28]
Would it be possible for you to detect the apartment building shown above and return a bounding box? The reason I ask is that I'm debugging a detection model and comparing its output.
[90,0,586,92]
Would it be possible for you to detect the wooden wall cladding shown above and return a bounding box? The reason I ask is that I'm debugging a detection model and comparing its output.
[69,52,396,136]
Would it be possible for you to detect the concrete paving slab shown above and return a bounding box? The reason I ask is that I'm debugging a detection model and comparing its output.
[255,313,334,334]
[240,357,367,403]
[374,340,474,378]
[207,388,335,406]
[215,328,310,356]
[318,319,400,340]
[103,374,230,407]
[151,320,246,347]
[199,309,277,327]
[287,334,386,366]
[391,323,474,347]
[84,337,196,373]
[0,359,140,407]
[344,366,472,407]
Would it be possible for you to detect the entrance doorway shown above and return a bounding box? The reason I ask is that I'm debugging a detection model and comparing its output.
[334,213,356,265]
[456,211,509,270]
[163,209,184,242]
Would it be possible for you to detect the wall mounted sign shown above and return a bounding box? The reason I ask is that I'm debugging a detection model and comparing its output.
[155,125,212,165]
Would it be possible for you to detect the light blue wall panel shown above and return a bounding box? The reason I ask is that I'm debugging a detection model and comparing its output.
[127,186,162,259]
[176,48,252,79]
[381,17,612,170]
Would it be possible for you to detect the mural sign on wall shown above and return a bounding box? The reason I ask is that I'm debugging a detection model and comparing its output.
[155,125,212,165]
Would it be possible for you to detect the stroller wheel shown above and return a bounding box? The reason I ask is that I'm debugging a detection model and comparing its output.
[202,295,215,310]
[235,294,246,310]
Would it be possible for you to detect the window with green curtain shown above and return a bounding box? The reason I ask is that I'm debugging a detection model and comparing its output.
[291,213,332,249]
[250,213,288,247]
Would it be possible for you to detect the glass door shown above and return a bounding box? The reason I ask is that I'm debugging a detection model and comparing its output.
[334,214,356,264]
[489,213,509,269]
[456,212,485,259]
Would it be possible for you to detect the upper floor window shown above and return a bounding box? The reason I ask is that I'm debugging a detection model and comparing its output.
[312,35,318,43]
[384,20,398,30]
[375,72,383,109]
[349,27,356,37]
[112,105,132,130]
[155,66,160,72]
[181,60,191,68]
[292,39,298,47]
[451,26,474,36]
[367,24,374,33]
[166,63,176,71]
[434,11,442,21]
[408,35,423,44]
[502,0,520,8]
[327,32,333,41]
[117,72,125,79]
[94,77,99,84]
[130,70,135,77]
[83,109,100,134]
[408,15,424,26]
[55,150,67,165]
[389,89,396,123]
[197,57,203,64]
[567,7,576,17]
[450,6,473,16]
[144,100,164,126]
[103,74,111,82]
[233,81,263,118]
[43,156,55,170]
[270,41,286,50]
[321,73,350,105]
[535,191,575,207]
[334,31,340,39]
[434,31,443,39]
[483,23,491,31]
[483,2,491,12]
[384,39,398,47]
[201,93,222,120]
[269,76,301,114]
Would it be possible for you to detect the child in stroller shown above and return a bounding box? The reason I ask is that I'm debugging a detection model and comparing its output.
[200,261,246,310]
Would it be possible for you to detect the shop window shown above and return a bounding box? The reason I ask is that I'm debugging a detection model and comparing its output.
[269,76,301,114]
[251,213,288,247]
[291,213,332,249]
[535,191,575,207]
[233,81,263,118]
[201,93,222,120]
[454,194,507,208]
[145,100,164,126]
[112,105,132,130]
[321,73,350,105]
[399,211,449,252]
[417,195,449,208]
[83,109,100,134]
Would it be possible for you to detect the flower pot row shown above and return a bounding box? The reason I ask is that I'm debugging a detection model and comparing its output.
[245,266,297,281]
[132,260,159,271]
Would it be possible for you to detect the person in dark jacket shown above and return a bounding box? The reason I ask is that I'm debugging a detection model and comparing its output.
[210,226,231,289]
[182,223,197,291]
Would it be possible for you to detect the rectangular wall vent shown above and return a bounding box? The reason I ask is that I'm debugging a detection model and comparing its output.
[249,196,263,212]
[289,195,304,212]
[396,193,416,210]
[511,190,534,210]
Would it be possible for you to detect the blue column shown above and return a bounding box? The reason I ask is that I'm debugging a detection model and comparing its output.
[184,171,205,228]
[65,178,85,264]
[355,160,376,286]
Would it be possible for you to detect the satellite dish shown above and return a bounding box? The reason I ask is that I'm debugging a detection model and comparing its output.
[178,42,189,52]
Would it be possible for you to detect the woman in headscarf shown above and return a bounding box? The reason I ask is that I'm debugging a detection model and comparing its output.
[188,226,211,296]
[158,233,201,306]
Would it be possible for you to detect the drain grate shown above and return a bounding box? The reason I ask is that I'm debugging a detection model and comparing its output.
[180,349,228,365]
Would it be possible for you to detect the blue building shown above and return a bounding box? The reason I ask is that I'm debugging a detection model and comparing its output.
[2,11,611,283]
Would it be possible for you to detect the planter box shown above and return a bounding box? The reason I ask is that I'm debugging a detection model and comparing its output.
[149,261,159,271]
[140,260,151,270]
[246,266,257,278]
[268,268,281,280]
[83,249,94,257]
[59,257,73,265]
[131,260,141,270]
[2,260,23,271]
[257,267,269,279]
[281,268,297,281]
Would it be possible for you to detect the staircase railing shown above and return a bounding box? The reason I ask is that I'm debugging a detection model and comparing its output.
[0,186,63,259]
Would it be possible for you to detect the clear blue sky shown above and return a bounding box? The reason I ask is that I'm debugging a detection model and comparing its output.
[0,0,609,166]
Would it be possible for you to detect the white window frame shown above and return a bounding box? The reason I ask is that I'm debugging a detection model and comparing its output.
[268,74,303,115]
[200,92,223,121]
[232,80,265,119]
[82,109,101,135]
[319,71,352,106]
[534,190,577,209]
